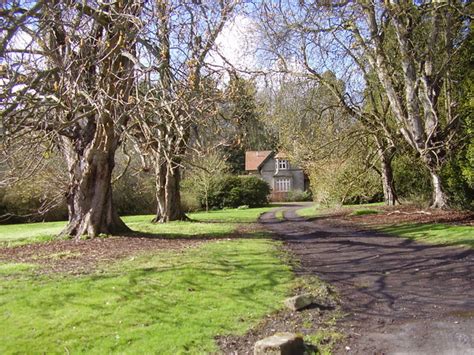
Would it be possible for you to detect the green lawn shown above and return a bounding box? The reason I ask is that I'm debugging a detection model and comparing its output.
[275,210,284,220]
[380,223,474,248]
[189,207,275,223]
[296,202,385,218]
[0,238,293,353]
[349,209,379,216]
[0,221,66,245]
[296,205,320,218]
[0,206,275,246]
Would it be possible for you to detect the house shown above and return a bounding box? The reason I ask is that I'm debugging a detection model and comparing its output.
[245,151,307,200]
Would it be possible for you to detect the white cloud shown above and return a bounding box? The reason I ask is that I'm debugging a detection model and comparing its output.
[208,14,260,73]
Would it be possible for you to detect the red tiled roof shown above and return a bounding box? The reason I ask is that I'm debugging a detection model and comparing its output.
[245,151,273,171]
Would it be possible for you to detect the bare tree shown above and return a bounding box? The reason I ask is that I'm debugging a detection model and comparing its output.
[259,0,472,208]
[129,0,237,222]
[1,0,143,237]
[265,75,383,205]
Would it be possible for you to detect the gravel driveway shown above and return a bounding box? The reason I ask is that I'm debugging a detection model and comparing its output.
[260,204,474,355]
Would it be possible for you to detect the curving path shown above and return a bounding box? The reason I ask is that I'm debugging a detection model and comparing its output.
[260,204,474,354]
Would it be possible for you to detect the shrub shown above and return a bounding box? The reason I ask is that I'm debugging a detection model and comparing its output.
[199,175,270,209]
[308,160,382,207]
[285,190,313,202]
[0,171,68,223]
[240,176,271,207]
[180,180,201,213]
[392,154,431,204]
[112,171,155,216]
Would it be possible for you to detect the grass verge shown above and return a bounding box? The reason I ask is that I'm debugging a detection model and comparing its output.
[275,210,284,220]
[350,209,379,216]
[0,238,293,353]
[293,276,344,355]
[296,202,385,219]
[380,223,474,248]
[296,205,320,218]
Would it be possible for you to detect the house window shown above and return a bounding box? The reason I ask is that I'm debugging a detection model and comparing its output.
[277,159,288,170]
[275,178,291,192]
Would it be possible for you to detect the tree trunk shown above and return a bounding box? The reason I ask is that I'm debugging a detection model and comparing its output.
[377,147,399,206]
[153,158,188,223]
[61,135,130,239]
[429,170,449,209]
[380,158,398,206]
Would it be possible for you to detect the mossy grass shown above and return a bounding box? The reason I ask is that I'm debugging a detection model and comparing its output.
[304,323,345,355]
[0,238,293,353]
[293,276,344,355]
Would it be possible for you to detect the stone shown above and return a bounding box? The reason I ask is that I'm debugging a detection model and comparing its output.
[254,333,305,355]
[284,294,314,311]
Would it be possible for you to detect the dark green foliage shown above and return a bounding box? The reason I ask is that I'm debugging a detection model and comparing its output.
[219,76,277,174]
[221,146,246,175]
[437,24,474,209]
[441,157,474,210]
[392,154,432,204]
[204,175,270,209]
[240,176,271,206]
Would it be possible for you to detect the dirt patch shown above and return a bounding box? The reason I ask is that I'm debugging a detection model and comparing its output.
[0,235,213,275]
[320,204,474,227]
[0,223,269,275]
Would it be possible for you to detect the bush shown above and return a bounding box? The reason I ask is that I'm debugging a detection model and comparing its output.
[112,171,155,216]
[285,190,312,202]
[240,176,271,207]
[201,175,270,209]
[392,154,431,204]
[441,156,474,210]
[180,180,202,212]
[0,168,68,223]
[308,160,382,207]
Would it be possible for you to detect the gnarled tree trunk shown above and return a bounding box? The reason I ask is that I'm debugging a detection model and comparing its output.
[380,153,398,206]
[375,140,399,206]
[61,125,130,239]
[153,156,188,223]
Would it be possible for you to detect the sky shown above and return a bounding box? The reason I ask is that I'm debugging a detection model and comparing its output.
[208,14,261,75]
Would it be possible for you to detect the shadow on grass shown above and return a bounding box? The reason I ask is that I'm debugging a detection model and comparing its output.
[1,238,293,354]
